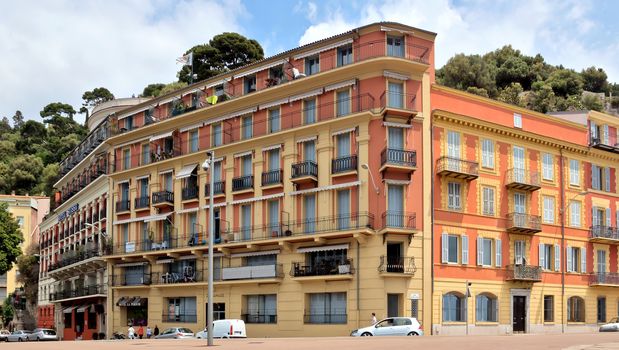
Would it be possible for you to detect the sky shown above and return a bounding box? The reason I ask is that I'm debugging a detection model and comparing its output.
[0,0,618,125]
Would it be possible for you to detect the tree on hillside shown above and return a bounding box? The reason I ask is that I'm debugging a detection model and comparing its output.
[0,117,11,135]
[498,82,525,106]
[82,87,115,108]
[437,54,497,97]
[10,154,44,194]
[177,32,264,84]
[16,244,40,306]
[159,82,188,96]
[141,83,166,97]
[15,120,46,155]
[545,68,583,97]
[581,66,609,93]
[0,202,23,275]
[40,102,76,121]
[12,110,24,129]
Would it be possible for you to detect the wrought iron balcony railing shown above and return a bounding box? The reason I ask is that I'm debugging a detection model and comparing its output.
[590,225,619,241]
[381,211,416,230]
[381,148,416,168]
[506,264,542,282]
[505,168,541,191]
[378,256,417,275]
[134,196,150,209]
[232,175,254,191]
[506,213,541,234]
[290,259,354,277]
[291,160,318,178]
[205,181,225,196]
[261,169,283,186]
[332,155,358,174]
[152,190,174,205]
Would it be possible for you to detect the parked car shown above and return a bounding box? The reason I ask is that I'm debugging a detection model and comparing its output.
[0,330,10,341]
[599,317,619,332]
[196,319,247,339]
[154,327,194,339]
[6,330,32,342]
[350,317,423,337]
[27,328,58,341]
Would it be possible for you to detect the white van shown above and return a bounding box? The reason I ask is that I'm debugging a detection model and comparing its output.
[195,319,247,339]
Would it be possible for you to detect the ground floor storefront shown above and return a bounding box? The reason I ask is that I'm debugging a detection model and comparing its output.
[55,296,107,340]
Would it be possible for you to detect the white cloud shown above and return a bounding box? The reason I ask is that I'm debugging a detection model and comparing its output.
[0,0,247,124]
[297,0,619,82]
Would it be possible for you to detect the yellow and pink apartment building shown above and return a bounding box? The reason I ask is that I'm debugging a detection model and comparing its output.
[36,21,619,338]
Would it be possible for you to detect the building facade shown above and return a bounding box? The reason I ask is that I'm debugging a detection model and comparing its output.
[431,85,619,335]
[103,22,435,337]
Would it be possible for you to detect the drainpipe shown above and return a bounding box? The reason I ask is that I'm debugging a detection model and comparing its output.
[559,148,565,334]
[356,240,360,330]
[430,121,435,335]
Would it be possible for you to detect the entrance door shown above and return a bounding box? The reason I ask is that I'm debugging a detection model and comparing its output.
[386,243,403,272]
[514,193,526,227]
[512,296,526,333]
[387,294,400,317]
[205,303,226,323]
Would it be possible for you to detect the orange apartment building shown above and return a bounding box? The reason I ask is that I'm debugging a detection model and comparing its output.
[431,85,619,335]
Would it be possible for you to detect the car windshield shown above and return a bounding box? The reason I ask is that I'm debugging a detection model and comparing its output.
[44,330,56,335]
[376,319,394,327]
[163,329,174,334]
[179,328,193,333]
[609,317,619,323]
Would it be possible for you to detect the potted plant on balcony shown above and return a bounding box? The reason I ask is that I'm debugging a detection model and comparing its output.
[338,262,351,274]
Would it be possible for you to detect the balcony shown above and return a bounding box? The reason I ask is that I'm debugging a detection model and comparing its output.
[505,168,541,191]
[181,186,199,201]
[115,200,130,213]
[380,148,416,173]
[590,273,619,286]
[48,246,105,277]
[381,211,416,231]
[50,284,107,302]
[332,155,358,175]
[222,264,283,281]
[134,196,150,210]
[590,137,619,154]
[232,175,254,192]
[161,313,197,323]
[291,160,318,184]
[506,213,542,234]
[152,190,174,207]
[261,169,283,187]
[379,91,418,117]
[436,156,479,181]
[152,270,203,285]
[303,313,347,324]
[589,226,619,243]
[290,259,354,278]
[506,264,542,282]
[111,238,179,255]
[378,256,417,275]
[205,181,225,196]
[241,314,277,324]
[112,273,152,287]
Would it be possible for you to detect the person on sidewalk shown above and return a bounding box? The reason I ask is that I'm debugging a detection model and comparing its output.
[371,313,377,325]
[137,325,144,339]
[146,326,152,339]
[154,325,159,337]
[127,325,135,339]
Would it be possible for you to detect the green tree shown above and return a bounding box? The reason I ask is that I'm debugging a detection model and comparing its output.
[466,86,489,98]
[15,120,47,155]
[141,83,166,97]
[82,87,114,108]
[495,56,530,90]
[1,296,14,327]
[581,66,609,93]
[582,94,604,111]
[437,54,497,97]
[10,154,44,194]
[16,244,39,305]
[12,110,24,129]
[0,117,11,135]
[39,163,60,196]
[0,202,23,275]
[159,82,188,96]
[177,32,264,83]
[498,82,525,106]
[545,68,583,97]
[40,102,77,121]
[527,82,556,113]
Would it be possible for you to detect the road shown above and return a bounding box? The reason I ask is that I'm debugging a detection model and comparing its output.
[3,333,619,350]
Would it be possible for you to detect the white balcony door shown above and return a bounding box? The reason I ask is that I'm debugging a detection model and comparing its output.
[513,146,525,182]
[514,193,526,227]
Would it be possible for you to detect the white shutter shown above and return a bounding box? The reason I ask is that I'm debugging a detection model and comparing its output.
[495,239,502,267]
[616,210,619,228]
[462,235,469,265]
[441,233,448,263]
[603,124,609,144]
[581,247,587,273]
[606,208,612,227]
[566,246,573,272]
[593,208,599,227]
[477,237,483,266]
[605,167,611,192]
[554,244,560,272]
[539,243,545,268]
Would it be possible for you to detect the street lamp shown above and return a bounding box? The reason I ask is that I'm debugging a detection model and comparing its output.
[202,151,215,346]
[361,164,380,194]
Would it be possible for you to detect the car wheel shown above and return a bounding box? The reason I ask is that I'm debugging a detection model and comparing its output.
[360,332,373,336]
[407,331,419,336]
[37,337,41,341]
[18,338,22,342]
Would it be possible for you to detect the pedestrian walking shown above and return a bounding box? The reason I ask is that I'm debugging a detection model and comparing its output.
[154,325,159,337]
[146,326,152,339]
[137,325,144,339]
[128,325,135,339]
[371,312,377,324]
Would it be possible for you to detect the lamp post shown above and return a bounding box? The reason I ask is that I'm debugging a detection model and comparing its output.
[203,151,215,346]
[361,163,379,194]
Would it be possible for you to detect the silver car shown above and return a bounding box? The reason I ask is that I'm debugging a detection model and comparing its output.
[599,317,619,332]
[350,317,424,337]
[27,328,58,341]
[0,330,10,341]
[6,330,31,342]
[154,327,194,339]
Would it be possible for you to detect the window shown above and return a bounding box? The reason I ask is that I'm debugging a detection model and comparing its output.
[304,99,316,124]
[268,109,280,133]
[447,182,461,210]
[597,249,607,274]
[189,130,199,153]
[305,55,319,75]
[303,194,316,233]
[337,189,350,229]
[165,297,197,323]
[138,178,149,198]
[125,115,134,130]
[267,148,280,171]
[567,246,585,273]
[387,82,404,109]
[570,201,581,227]
[442,233,467,264]
[477,237,496,267]
[387,35,404,57]
[569,160,580,186]
[482,187,495,216]
[447,131,460,159]
[337,44,353,66]
[567,296,585,322]
[163,172,173,191]
[481,139,494,169]
[539,244,553,270]
[242,115,252,139]
[336,133,351,158]
[241,204,251,241]
[542,153,553,180]
[476,294,497,322]
[244,74,256,94]
[303,140,316,162]
[598,297,607,323]
[543,196,555,224]
[514,240,525,265]
[513,113,522,128]
[269,65,284,84]
[336,90,350,117]
[592,164,601,190]
[388,127,404,149]
[267,200,280,236]
[387,185,404,227]
[544,296,554,322]
[141,144,150,165]
[241,154,252,176]
[245,294,277,324]
[442,293,465,322]
[307,292,347,324]
[123,149,130,170]
[212,123,222,147]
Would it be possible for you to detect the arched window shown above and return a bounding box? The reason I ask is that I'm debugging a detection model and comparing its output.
[443,292,465,322]
[568,296,585,322]
[476,293,498,322]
